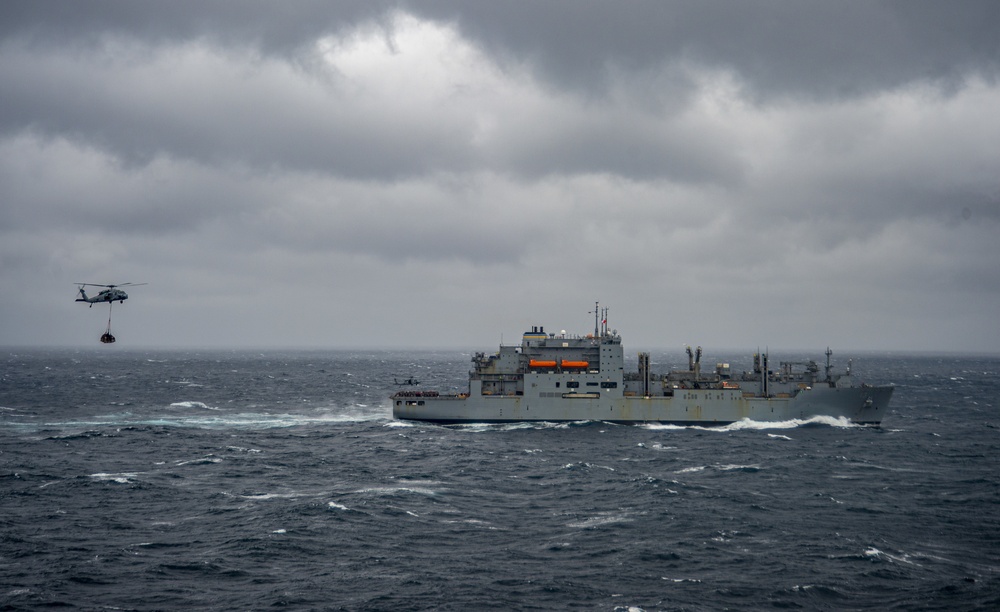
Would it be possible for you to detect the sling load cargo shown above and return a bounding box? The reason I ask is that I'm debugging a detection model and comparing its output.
[74,282,145,344]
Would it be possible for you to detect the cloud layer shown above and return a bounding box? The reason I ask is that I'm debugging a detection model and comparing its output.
[2,2,998,351]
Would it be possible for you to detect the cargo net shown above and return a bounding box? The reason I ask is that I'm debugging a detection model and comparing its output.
[100,303,116,344]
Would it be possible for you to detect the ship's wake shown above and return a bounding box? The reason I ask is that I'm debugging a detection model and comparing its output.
[644,415,863,431]
[394,415,866,433]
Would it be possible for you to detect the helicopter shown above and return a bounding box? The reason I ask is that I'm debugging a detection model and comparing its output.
[75,283,146,307]
[75,283,146,343]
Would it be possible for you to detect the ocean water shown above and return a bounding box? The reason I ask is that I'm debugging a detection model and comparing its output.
[1,348,998,611]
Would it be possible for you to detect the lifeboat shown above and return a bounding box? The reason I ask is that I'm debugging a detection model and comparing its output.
[560,360,589,369]
[529,359,557,368]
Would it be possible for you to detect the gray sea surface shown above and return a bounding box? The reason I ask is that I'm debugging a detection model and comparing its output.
[1,349,998,610]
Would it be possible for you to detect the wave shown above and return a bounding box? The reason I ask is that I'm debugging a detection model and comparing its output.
[864,547,923,566]
[428,420,599,433]
[403,416,865,434]
[143,410,389,429]
[644,415,862,432]
[674,464,761,474]
[169,401,218,410]
[22,407,393,433]
[89,472,140,484]
[235,492,310,501]
[174,456,222,466]
[354,486,441,498]
[23,412,866,435]
[567,511,633,529]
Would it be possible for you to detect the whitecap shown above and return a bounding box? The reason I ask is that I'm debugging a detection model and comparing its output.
[90,472,139,484]
[384,420,416,428]
[562,461,614,471]
[568,512,632,529]
[645,416,860,432]
[328,502,349,511]
[675,466,705,474]
[641,423,689,430]
[175,456,222,466]
[169,401,217,410]
[240,493,303,500]
[355,486,438,497]
[148,410,389,430]
[864,546,921,566]
[649,443,678,451]
[721,416,858,431]
[717,464,761,472]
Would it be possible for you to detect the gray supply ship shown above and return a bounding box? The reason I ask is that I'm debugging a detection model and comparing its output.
[392,305,893,425]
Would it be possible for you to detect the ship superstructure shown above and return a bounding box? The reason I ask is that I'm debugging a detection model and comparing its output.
[392,305,893,425]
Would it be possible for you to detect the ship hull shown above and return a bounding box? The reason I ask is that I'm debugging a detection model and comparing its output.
[393,385,893,425]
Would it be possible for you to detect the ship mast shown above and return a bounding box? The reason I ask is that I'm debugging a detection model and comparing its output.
[589,301,611,338]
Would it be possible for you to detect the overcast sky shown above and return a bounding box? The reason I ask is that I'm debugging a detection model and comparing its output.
[2,1,998,352]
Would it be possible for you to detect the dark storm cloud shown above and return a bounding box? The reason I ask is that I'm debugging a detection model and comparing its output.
[4,0,997,184]
[0,35,476,180]
[1,1,998,350]
[412,0,1000,99]
[6,1,999,98]
[0,1,382,53]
